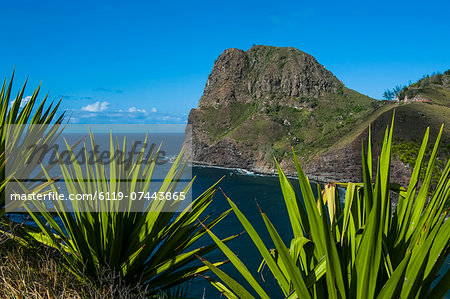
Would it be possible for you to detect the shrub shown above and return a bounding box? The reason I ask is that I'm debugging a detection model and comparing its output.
[393,140,449,194]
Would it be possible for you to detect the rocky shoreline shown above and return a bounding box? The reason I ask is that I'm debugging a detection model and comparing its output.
[191,160,352,185]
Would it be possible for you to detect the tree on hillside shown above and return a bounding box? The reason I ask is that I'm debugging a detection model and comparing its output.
[382,89,395,100]
[383,84,407,100]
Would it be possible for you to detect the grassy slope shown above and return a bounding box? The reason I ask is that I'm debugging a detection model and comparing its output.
[326,101,396,151]
[0,232,149,298]
[370,72,450,151]
[288,88,380,159]
[195,86,378,164]
[317,72,450,170]
[376,102,450,144]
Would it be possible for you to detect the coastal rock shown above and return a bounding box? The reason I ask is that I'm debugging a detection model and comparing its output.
[198,45,342,109]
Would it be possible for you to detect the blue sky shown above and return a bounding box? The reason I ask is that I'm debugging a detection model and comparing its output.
[1,0,449,124]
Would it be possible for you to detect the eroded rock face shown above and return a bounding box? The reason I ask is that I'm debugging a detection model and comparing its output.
[199,48,250,108]
[198,45,342,109]
[304,126,413,187]
[304,136,363,183]
[245,46,341,99]
[191,138,251,169]
[186,45,346,174]
[184,110,253,168]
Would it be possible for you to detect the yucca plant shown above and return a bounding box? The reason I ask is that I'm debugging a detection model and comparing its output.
[0,71,65,220]
[22,130,236,296]
[199,113,450,298]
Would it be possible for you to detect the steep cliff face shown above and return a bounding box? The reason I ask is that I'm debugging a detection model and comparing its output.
[199,48,250,108]
[198,46,342,109]
[186,45,378,177]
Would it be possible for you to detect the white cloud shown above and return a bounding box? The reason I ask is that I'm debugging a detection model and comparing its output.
[10,96,31,108]
[20,96,31,108]
[81,101,109,112]
[68,105,186,124]
[127,107,147,114]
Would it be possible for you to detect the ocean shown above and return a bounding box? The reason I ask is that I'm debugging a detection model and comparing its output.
[187,166,305,298]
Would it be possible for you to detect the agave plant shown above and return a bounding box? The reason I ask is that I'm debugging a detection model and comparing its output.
[0,71,65,220]
[23,130,236,295]
[199,113,450,298]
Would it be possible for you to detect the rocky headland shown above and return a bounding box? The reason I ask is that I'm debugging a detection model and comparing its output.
[185,45,450,186]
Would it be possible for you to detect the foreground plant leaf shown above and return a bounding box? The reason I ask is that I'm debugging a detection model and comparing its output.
[200,111,450,298]
[1,71,65,220]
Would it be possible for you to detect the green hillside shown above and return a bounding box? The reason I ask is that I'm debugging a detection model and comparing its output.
[191,87,379,164]
[189,46,381,169]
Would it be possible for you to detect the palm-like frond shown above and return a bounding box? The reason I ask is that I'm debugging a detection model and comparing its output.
[24,131,235,295]
[0,71,65,219]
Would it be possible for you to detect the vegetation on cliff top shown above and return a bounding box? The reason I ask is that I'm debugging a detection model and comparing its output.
[397,70,450,105]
